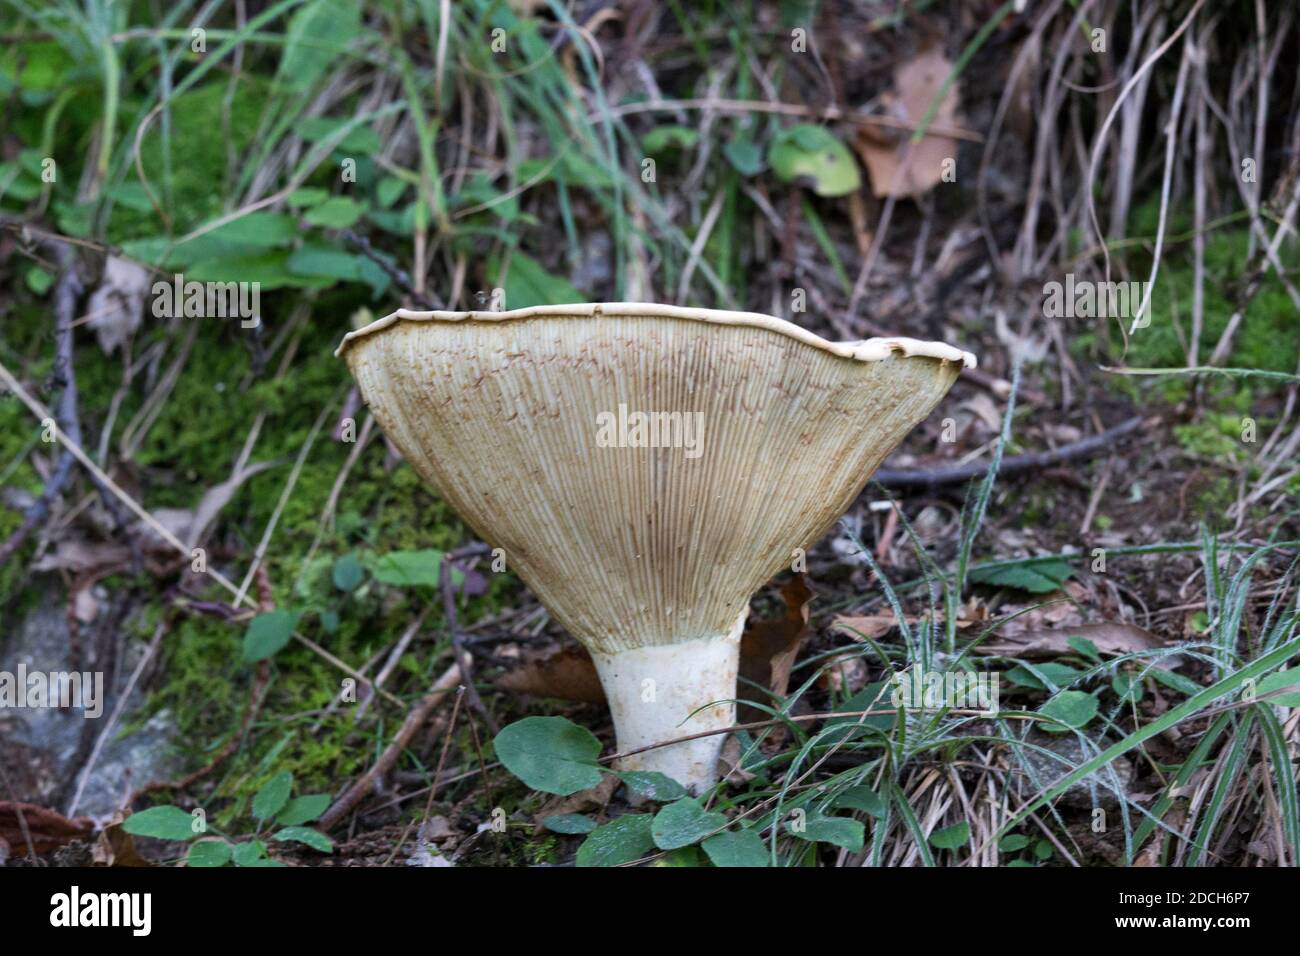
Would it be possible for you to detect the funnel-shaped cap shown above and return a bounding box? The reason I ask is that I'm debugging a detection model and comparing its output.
[342,303,973,790]
[339,303,973,657]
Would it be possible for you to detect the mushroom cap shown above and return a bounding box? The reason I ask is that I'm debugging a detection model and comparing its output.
[340,303,974,655]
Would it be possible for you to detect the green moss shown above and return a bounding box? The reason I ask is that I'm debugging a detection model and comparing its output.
[1119,221,1299,372]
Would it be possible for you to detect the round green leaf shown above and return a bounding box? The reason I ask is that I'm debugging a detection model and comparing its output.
[232,840,268,867]
[723,139,764,176]
[929,821,971,850]
[1039,690,1099,732]
[273,827,334,853]
[767,124,861,197]
[187,840,232,867]
[615,770,686,802]
[702,829,769,867]
[276,794,330,826]
[332,553,364,592]
[492,716,603,795]
[575,814,654,867]
[121,805,201,841]
[542,813,597,835]
[998,833,1031,852]
[792,813,864,852]
[651,797,727,850]
[242,610,296,663]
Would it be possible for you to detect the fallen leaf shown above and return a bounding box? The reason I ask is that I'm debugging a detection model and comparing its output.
[86,256,151,355]
[0,800,94,855]
[976,622,1164,660]
[497,646,607,704]
[31,539,132,574]
[855,48,962,198]
[736,575,814,723]
[91,816,153,867]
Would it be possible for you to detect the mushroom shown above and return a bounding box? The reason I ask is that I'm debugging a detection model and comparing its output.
[337,303,975,795]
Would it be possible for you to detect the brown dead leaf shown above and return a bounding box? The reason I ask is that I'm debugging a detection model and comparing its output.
[0,800,94,855]
[92,816,152,867]
[86,257,150,355]
[855,48,962,198]
[31,539,131,574]
[832,605,979,642]
[737,575,814,723]
[497,645,607,704]
[718,734,756,786]
[975,622,1163,660]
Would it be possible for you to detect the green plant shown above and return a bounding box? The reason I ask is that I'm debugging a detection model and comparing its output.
[122,771,333,866]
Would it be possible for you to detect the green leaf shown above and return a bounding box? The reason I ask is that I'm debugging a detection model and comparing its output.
[274,827,334,853]
[969,559,1073,593]
[929,821,971,850]
[186,840,232,867]
[372,549,445,587]
[231,840,269,867]
[201,212,298,247]
[319,609,339,634]
[276,794,331,826]
[242,610,297,663]
[188,251,319,290]
[1039,690,1100,732]
[654,846,705,866]
[1034,838,1054,860]
[304,196,367,229]
[1112,671,1144,703]
[288,187,330,208]
[252,771,293,821]
[121,805,200,841]
[575,814,655,867]
[615,770,687,802]
[332,553,364,592]
[542,813,597,835]
[723,139,764,176]
[702,829,769,867]
[641,125,698,154]
[998,833,1030,852]
[651,797,727,850]
[376,177,407,209]
[486,252,584,310]
[1067,635,1102,661]
[1005,662,1082,691]
[832,785,887,818]
[276,0,360,91]
[298,117,382,155]
[285,243,389,297]
[792,813,864,852]
[1256,667,1300,706]
[492,716,603,795]
[767,124,860,197]
[25,266,53,295]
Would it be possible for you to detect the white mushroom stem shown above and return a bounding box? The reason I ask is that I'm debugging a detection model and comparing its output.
[589,612,746,796]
